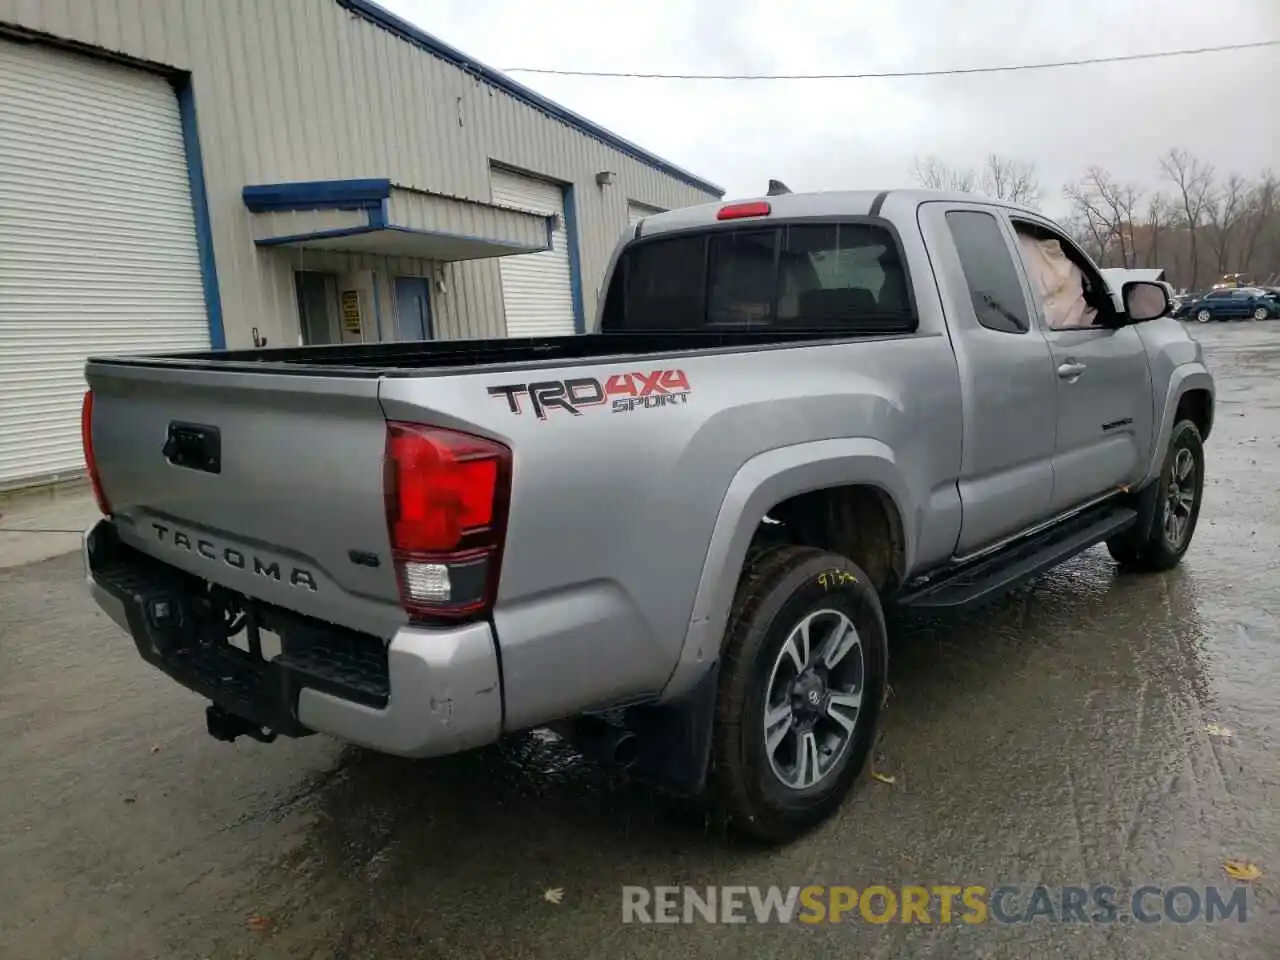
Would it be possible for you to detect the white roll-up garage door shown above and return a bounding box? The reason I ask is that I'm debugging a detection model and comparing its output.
[489,167,577,337]
[628,200,665,225]
[0,40,210,487]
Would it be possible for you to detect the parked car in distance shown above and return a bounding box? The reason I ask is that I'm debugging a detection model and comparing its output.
[81,188,1215,843]
[1171,292,1204,319]
[1188,287,1278,322]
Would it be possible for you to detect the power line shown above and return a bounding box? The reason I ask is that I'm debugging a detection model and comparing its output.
[503,38,1280,80]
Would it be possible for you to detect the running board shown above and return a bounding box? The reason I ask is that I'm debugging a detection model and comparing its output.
[895,506,1139,611]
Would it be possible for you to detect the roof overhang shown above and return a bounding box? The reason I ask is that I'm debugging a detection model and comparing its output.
[243,178,552,261]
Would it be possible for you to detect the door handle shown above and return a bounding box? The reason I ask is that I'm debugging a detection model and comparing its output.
[1057,361,1086,381]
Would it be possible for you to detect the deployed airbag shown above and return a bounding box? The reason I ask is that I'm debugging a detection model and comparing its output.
[1016,232,1097,329]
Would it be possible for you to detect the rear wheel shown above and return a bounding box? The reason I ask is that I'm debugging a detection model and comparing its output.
[712,545,887,843]
[1253,306,1269,321]
[1107,420,1205,571]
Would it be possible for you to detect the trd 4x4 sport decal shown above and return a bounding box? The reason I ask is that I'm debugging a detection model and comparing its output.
[487,369,691,420]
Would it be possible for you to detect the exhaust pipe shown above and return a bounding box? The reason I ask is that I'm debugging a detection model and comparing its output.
[565,715,640,770]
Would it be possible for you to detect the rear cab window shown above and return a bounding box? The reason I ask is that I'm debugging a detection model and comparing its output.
[600,220,917,334]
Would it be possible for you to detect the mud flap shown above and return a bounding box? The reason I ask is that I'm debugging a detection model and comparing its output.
[625,664,720,796]
[1112,478,1162,553]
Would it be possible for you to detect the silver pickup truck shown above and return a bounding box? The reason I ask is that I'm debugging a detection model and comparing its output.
[82,189,1214,842]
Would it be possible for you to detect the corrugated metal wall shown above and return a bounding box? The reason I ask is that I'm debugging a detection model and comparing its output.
[0,0,718,345]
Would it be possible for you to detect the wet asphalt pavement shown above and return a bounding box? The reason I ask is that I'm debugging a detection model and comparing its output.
[2,322,1278,959]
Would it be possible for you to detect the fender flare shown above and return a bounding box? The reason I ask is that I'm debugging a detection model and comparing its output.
[1142,366,1215,485]
[659,437,913,702]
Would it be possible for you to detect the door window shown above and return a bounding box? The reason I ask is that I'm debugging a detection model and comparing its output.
[1010,219,1116,330]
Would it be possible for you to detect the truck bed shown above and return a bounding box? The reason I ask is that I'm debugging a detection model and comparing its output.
[88,329,843,377]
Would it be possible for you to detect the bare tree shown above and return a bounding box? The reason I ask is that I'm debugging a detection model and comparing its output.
[1205,173,1248,275]
[1062,182,1115,264]
[1160,148,1216,288]
[1062,210,1109,263]
[1238,171,1277,275]
[980,154,1042,206]
[1063,167,1143,266]
[910,156,977,193]
[1141,194,1171,268]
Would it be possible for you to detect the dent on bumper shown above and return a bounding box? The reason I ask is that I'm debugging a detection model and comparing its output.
[83,524,502,760]
[297,621,502,759]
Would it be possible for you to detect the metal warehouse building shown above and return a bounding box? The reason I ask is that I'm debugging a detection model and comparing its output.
[0,0,723,489]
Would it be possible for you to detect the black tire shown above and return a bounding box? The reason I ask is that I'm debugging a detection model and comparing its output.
[711,545,887,843]
[1106,420,1205,571]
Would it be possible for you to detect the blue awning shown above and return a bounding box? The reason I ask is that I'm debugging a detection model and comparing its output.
[243,179,552,261]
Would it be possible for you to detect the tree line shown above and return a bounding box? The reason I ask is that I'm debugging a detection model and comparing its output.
[910,151,1280,291]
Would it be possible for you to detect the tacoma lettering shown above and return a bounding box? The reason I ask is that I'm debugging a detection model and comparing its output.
[151,523,317,592]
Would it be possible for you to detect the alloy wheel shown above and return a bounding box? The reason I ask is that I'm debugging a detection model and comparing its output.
[762,608,865,790]
[1162,446,1197,550]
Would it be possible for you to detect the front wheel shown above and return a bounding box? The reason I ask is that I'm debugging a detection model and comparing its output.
[1253,306,1269,321]
[712,545,887,843]
[1107,420,1205,571]
[1196,309,1212,323]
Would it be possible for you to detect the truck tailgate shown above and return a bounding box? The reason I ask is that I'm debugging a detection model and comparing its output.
[85,360,404,637]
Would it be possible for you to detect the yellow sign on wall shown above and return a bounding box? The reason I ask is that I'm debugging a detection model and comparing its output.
[340,290,362,334]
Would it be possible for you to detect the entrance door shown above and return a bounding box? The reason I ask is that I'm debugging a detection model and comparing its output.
[394,277,432,340]
[295,271,338,345]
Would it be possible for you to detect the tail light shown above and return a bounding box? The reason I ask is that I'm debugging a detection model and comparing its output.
[80,390,111,516]
[716,201,771,221]
[384,422,512,621]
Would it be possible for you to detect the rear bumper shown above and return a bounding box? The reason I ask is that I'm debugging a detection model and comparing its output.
[83,521,502,759]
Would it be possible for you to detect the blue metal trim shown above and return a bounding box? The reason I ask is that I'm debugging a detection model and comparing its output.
[254,223,550,254]
[368,198,389,228]
[242,178,392,212]
[382,226,549,253]
[562,184,587,334]
[333,0,725,198]
[174,77,226,349]
[255,226,381,246]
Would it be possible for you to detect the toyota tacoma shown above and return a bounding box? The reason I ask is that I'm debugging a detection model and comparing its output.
[82,189,1214,842]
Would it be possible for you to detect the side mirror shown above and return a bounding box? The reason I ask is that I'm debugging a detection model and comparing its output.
[1121,280,1170,323]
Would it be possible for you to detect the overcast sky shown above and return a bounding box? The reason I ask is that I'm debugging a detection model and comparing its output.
[384,0,1279,215]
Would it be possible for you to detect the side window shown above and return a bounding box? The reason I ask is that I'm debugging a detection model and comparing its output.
[945,211,1030,333]
[1206,291,1230,300]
